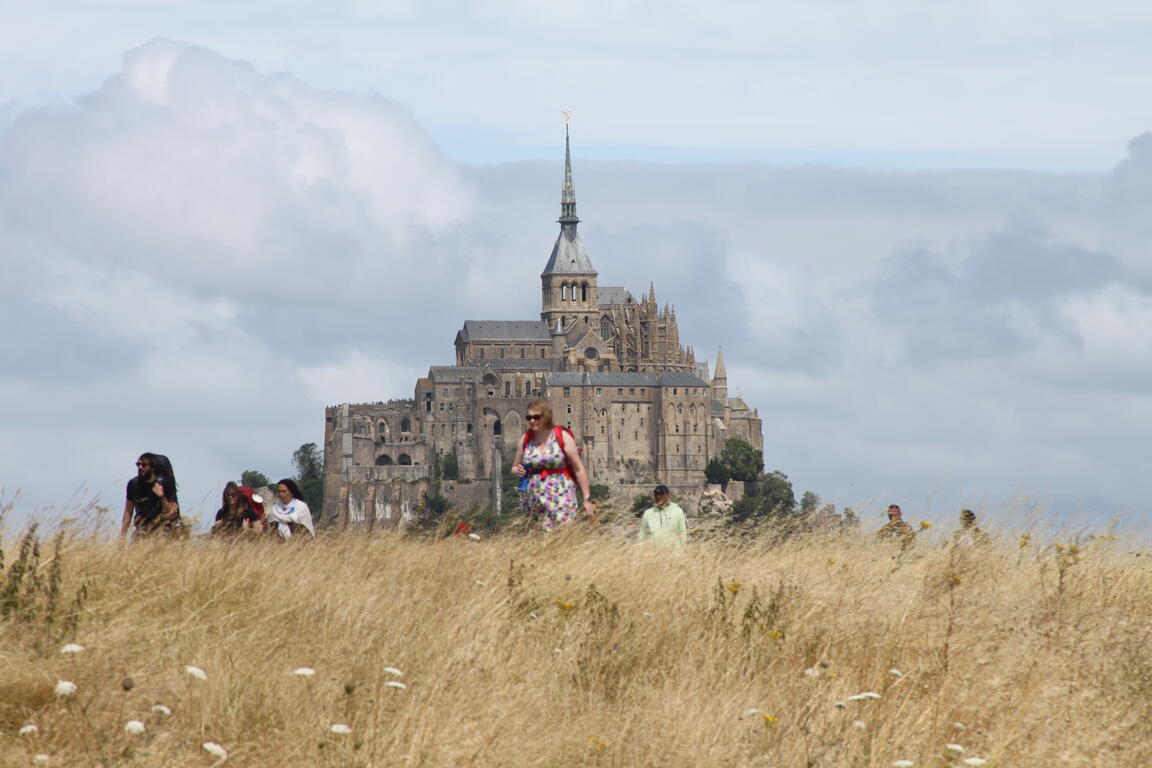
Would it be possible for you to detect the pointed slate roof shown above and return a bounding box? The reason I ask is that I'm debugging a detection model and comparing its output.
[542,124,596,277]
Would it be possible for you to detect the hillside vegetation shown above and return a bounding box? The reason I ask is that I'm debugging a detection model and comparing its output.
[1,522,1149,767]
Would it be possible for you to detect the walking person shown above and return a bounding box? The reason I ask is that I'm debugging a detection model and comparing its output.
[211,481,266,536]
[876,504,915,550]
[120,453,181,539]
[511,400,595,531]
[266,479,316,540]
[637,484,688,548]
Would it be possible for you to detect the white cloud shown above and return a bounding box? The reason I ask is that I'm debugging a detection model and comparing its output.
[299,351,422,407]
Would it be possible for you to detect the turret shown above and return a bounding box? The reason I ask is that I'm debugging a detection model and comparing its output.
[541,121,598,330]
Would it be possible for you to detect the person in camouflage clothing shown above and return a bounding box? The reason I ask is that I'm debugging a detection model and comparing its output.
[877,504,915,550]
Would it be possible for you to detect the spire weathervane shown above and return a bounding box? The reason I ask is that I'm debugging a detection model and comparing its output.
[560,111,578,225]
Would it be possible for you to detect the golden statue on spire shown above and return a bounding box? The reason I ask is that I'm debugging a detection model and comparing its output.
[561,110,571,125]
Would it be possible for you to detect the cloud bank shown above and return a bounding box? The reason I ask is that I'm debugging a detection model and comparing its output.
[3,40,1152,533]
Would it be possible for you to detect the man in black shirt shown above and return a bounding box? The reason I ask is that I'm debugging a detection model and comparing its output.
[120,453,180,539]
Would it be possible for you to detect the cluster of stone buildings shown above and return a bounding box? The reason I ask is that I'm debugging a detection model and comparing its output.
[322,128,762,526]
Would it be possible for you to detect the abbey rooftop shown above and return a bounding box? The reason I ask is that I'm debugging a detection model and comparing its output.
[322,128,763,525]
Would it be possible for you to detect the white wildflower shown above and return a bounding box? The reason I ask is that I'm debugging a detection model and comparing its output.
[185,665,208,681]
[852,720,866,729]
[32,755,50,765]
[202,742,228,760]
[963,759,987,767]
[892,761,915,767]
[742,708,760,719]
[952,721,967,730]
[124,720,146,735]
[474,580,487,586]
[53,680,77,697]
[329,723,353,735]
[293,667,316,677]
[59,643,85,655]
[152,704,172,717]
[945,744,965,754]
[847,692,881,701]
[386,680,407,690]
[467,533,482,541]
[18,724,38,736]
[889,668,904,678]
[803,667,821,677]
[553,648,562,654]
[643,611,653,617]
[383,667,404,677]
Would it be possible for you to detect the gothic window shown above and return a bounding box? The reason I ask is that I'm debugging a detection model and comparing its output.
[677,404,684,414]
[567,405,572,414]
[561,283,569,301]
[520,348,525,359]
[494,420,502,436]
[618,388,623,395]
[600,316,613,339]
[585,347,598,360]
[478,347,485,358]
[540,348,547,359]
[500,348,505,359]
[401,418,411,433]
[581,282,588,301]
[467,423,473,434]
[675,425,680,433]
[398,454,413,465]
[505,381,511,397]
[449,402,454,412]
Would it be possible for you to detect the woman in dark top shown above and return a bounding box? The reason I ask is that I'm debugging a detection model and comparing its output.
[211,481,266,536]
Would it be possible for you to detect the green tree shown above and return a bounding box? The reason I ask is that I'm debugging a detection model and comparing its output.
[720,438,764,482]
[240,470,270,488]
[704,457,731,486]
[293,443,322,482]
[589,484,610,502]
[292,443,324,522]
[441,451,460,481]
[799,491,821,514]
[727,470,797,528]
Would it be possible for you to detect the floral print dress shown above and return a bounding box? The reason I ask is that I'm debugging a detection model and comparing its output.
[520,429,578,530]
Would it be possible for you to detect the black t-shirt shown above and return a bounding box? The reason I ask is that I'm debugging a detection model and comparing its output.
[126,475,178,525]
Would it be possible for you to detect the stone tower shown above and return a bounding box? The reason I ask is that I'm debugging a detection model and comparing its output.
[540,124,598,332]
[712,346,728,402]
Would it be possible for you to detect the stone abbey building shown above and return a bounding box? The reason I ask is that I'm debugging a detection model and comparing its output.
[322,129,762,526]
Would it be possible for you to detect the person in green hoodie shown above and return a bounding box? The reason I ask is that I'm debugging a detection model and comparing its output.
[638,484,688,548]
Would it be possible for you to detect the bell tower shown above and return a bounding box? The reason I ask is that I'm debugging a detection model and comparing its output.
[541,121,598,333]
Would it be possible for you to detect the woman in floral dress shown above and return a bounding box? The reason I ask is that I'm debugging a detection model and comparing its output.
[512,400,595,530]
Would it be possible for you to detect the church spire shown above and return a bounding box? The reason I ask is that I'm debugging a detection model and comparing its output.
[559,122,578,225]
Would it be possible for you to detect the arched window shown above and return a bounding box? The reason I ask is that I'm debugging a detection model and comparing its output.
[561,284,569,301]
[400,418,411,433]
[375,454,394,466]
[378,421,391,441]
[493,419,502,436]
[581,282,588,302]
[398,454,413,465]
[600,316,613,340]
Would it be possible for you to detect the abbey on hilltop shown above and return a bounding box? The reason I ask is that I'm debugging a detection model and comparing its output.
[322,128,762,526]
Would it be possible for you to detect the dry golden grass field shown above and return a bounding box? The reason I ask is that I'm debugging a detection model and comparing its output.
[1,518,1150,767]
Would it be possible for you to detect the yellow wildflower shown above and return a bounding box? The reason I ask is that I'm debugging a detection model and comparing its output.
[762,713,779,727]
[919,521,931,529]
[726,581,743,595]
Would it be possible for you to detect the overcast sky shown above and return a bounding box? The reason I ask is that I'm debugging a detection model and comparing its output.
[2,3,1151,535]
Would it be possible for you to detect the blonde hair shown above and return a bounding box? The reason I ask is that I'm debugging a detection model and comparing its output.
[526,400,554,430]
